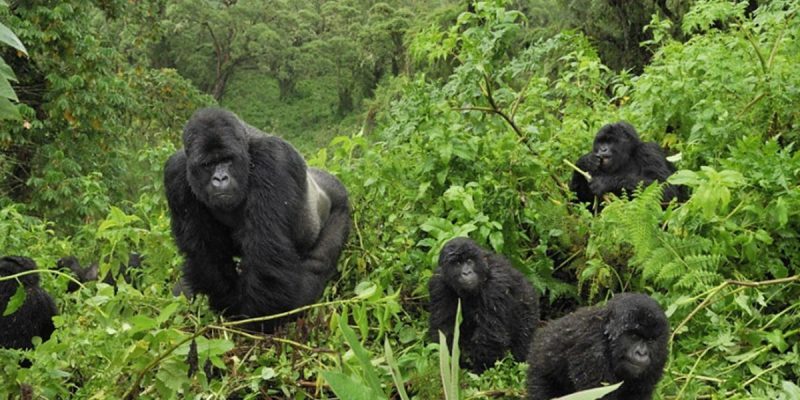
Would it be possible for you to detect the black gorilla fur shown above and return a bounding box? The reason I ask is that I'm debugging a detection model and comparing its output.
[526,293,669,400]
[570,122,685,210]
[428,237,539,373]
[0,256,57,350]
[164,107,350,332]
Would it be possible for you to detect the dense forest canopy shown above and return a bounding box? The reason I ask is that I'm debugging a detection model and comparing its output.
[1,0,799,398]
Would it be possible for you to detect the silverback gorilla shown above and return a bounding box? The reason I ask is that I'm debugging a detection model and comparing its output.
[164,108,351,332]
[428,237,540,373]
[0,256,57,350]
[526,293,669,400]
[570,122,685,211]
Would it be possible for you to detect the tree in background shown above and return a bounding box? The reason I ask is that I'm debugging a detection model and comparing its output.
[1,0,209,230]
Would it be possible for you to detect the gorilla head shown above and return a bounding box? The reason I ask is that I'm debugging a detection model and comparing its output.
[437,237,489,297]
[183,108,251,211]
[1,256,58,352]
[0,256,39,287]
[606,293,669,381]
[592,121,640,173]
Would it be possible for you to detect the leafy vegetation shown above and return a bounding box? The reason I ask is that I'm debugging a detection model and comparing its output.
[1,0,799,398]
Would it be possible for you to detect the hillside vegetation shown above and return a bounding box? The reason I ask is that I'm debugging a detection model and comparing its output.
[1,0,799,398]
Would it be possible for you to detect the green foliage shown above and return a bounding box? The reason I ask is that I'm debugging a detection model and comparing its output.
[0,1,211,232]
[0,5,26,120]
[2,0,800,399]
[438,301,462,400]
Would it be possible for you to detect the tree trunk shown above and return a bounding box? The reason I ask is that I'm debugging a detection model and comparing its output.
[337,87,353,116]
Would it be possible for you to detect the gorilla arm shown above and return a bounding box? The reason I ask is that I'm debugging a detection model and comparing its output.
[570,152,600,203]
[302,168,350,278]
[164,150,239,305]
[427,272,459,343]
[466,268,515,372]
[617,142,673,193]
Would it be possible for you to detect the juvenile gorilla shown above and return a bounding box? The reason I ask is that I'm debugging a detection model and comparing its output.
[164,108,351,332]
[0,256,58,350]
[526,293,669,400]
[428,237,539,373]
[570,122,685,211]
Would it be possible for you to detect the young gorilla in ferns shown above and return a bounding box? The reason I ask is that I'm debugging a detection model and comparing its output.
[0,256,58,350]
[164,107,351,332]
[570,121,686,211]
[526,293,669,400]
[428,237,540,373]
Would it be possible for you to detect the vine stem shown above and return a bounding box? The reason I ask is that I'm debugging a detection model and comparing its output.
[670,275,799,344]
[725,275,800,287]
[122,296,367,398]
[563,159,592,182]
[123,326,210,400]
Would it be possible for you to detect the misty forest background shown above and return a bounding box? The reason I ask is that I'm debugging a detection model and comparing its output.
[1,0,799,398]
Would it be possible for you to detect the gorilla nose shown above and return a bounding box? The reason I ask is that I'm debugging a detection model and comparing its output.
[212,174,229,188]
[633,346,650,363]
[461,269,474,277]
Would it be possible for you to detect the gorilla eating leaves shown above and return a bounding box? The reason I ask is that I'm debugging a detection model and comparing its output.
[428,237,539,373]
[570,122,685,211]
[526,293,669,400]
[0,256,57,350]
[164,108,351,332]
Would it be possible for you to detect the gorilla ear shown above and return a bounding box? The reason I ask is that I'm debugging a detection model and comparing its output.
[603,309,624,340]
[618,122,640,141]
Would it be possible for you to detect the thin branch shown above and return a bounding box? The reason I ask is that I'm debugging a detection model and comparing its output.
[670,275,800,343]
[563,159,592,182]
[766,11,796,70]
[222,297,364,328]
[480,74,524,140]
[123,326,210,400]
[743,30,767,75]
[737,92,766,117]
[725,275,800,287]
[670,282,729,344]
[0,268,84,289]
[510,75,534,120]
[270,337,336,354]
[123,297,367,398]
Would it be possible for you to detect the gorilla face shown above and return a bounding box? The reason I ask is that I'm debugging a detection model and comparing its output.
[606,293,669,380]
[184,109,251,211]
[439,238,489,296]
[593,122,639,173]
[614,332,653,378]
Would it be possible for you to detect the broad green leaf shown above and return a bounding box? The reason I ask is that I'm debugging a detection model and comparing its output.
[668,169,699,186]
[554,382,623,400]
[0,22,27,55]
[321,371,379,400]
[765,330,789,353]
[3,284,25,316]
[0,75,17,100]
[384,339,410,400]
[0,97,19,120]
[0,58,15,82]
[354,281,377,299]
[338,313,384,395]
